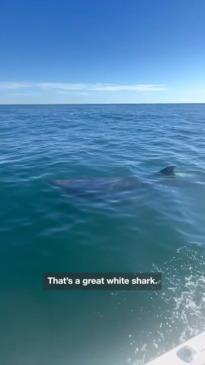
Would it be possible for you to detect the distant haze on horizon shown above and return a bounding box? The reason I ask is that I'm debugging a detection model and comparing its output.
[0,0,205,104]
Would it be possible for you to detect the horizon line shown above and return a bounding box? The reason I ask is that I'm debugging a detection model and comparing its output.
[0,102,205,106]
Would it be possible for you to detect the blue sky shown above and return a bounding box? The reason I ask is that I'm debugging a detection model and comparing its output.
[0,0,205,103]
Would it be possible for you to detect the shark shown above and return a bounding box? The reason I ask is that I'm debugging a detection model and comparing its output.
[52,165,176,198]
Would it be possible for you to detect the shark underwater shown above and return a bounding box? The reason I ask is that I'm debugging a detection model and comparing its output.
[52,165,177,199]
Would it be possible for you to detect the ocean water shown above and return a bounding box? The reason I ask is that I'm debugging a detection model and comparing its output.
[0,104,205,365]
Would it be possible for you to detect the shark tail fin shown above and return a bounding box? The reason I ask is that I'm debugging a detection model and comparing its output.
[159,165,176,176]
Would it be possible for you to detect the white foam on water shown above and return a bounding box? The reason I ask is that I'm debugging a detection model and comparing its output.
[175,172,191,178]
[130,245,205,365]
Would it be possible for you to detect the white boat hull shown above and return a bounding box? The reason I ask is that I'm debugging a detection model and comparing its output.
[147,332,205,365]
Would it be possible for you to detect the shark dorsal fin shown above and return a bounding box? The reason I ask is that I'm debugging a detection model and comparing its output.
[159,165,176,176]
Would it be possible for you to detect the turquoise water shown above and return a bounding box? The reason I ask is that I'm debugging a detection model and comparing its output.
[1,104,205,365]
